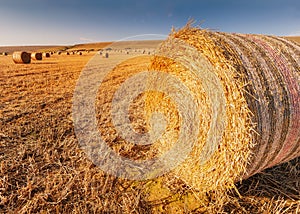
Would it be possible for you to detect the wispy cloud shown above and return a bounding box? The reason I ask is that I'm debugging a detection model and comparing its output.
[79,37,96,43]
[287,30,300,36]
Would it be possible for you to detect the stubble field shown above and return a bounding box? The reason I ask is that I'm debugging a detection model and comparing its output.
[0,38,299,213]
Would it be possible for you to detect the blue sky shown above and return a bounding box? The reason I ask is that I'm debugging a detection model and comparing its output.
[1,0,299,45]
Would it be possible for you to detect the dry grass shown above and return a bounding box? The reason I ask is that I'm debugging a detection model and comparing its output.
[0,41,299,213]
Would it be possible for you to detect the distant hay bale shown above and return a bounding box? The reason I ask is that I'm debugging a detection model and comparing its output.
[43,52,50,58]
[104,52,109,58]
[31,52,42,60]
[57,51,62,55]
[2,52,8,56]
[145,25,300,194]
[66,52,70,55]
[12,51,31,64]
[77,52,82,55]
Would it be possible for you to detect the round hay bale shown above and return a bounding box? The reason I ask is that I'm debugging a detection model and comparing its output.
[43,52,50,58]
[145,25,300,193]
[77,52,82,55]
[66,52,70,55]
[57,51,62,55]
[2,52,8,56]
[31,52,42,60]
[12,51,31,64]
[104,52,109,58]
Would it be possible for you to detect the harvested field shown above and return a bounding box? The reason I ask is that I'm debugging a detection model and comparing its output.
[0,37,299,214]
[286,36,300,44]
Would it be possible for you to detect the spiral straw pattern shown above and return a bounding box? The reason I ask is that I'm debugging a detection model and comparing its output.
[146,26,300,191]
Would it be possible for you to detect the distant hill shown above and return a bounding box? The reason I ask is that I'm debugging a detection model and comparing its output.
[68,40,163,51]
[285,36,300,44]
[67,42,112,51]
[0,40,163,54]
[108,40,163,49]
[0,46,68,54]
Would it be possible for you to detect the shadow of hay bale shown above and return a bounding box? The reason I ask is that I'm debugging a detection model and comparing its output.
[237,157,299,200]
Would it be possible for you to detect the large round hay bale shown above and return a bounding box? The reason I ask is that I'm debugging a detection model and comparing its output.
[66,52,70,55]
[77,52,82,55]
[145,25,300,193]
[43,52,50,58]
[57,51,62,55]
[2,52,8,56]
[12,52,31,64]
[31,52,42,60]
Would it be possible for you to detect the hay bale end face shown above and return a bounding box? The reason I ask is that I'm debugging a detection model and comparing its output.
[12,52,31,64]
[145,26,300,193]
[31,52,42,60]
[43,52,50,58]
[2,52,8,56]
